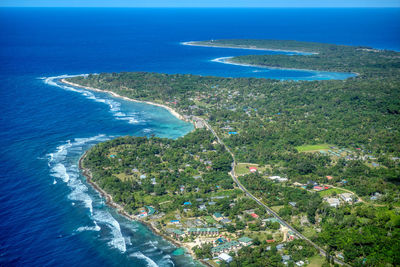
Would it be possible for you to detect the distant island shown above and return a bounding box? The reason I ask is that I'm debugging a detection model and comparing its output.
[63,40,400,267]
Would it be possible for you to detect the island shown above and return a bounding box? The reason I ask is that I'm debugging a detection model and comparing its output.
[63,40,400,267]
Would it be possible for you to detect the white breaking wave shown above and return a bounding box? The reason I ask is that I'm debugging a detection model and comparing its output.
[130,252,159,267]
[159,255,175,267]
[43,75,145,125]
[47,135,127,253]
[77,221,101,232]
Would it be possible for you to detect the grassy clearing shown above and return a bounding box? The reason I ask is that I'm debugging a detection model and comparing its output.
[271,205,284,212]
[235,163,267,176]
[296,144,331,152]
[114,173,131,182]
[308,255,325,267]
[318,188,347,197]
[302,226,317,239]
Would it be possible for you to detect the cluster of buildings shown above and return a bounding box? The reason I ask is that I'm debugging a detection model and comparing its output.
[324,192,354,207]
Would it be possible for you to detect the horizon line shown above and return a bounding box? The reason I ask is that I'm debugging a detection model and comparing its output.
[2,6,400,8]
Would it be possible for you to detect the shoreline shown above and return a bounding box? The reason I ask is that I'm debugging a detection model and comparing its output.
[79,150,205,265]
[212,56,359,78]
[60,79,190,124]
[181,41,318,55]
[66,78,207,265]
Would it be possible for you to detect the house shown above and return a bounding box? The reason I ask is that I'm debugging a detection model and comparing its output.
[289,202,297,207]
[326,197,340,207]
[250,213,259,219]
[287,231,296,241]
[238,236,253,246]
[370,192,381,200]
[145,206,155,216]
[282,255,291,262]
[215,237,228,244]
[171,229,185,239]
[218,253,233,263]
[313,186,324,191]
[183,201,192,206]
[140,174,146,179]
[296,261,305,266]
[269,176,288,182]
[221,218,232,224]
[211,241,241,255]
[213,212,223,221]
[340,193,353,203]
[170,220,180,224]
[199,204,207,211]
[187,228,219,236]
[276,244,285,251]
[249,167,257,173]
[228,132,238,135]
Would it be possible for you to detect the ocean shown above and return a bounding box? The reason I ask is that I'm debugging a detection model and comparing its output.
[0,8,399,267]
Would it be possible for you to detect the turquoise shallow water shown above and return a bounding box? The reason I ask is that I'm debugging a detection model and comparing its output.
[0,7,399,267]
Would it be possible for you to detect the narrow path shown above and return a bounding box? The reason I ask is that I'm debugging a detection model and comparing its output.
[197,117,349,266]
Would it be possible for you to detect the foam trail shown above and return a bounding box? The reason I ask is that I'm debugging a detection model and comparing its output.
[43,75,144,125]
[93,209,127,252]
[130,252,158,267]
[47,134,127,253]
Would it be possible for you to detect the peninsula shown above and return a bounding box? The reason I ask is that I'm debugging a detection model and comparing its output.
[64,40,400,267]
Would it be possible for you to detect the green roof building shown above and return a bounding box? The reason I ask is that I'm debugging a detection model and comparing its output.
[238,236,253,246]
[211,241,240,255]
[187,228,219,236]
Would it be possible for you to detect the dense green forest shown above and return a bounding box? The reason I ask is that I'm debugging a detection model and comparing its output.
[82,129,234,214]
[71,40,400,266]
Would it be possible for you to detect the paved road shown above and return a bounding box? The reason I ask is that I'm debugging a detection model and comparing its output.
[198,117,348,266]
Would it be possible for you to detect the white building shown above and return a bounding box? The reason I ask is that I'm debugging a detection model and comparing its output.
[268,176,288,182]
[218,253,233,263]
[340,193,353,203]
[326,197,340,207]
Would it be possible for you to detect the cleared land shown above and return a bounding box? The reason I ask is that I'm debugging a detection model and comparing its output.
[235,163,267,176]
[318,188,348,197]
[295,144,331,152]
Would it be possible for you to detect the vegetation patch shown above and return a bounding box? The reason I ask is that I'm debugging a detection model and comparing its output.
[296,144,331,152]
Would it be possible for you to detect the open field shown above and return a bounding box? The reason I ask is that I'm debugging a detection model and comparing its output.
[318,188,348,197]
[235,163,267,176]
[295,144,331,152]
[308,255,326,267]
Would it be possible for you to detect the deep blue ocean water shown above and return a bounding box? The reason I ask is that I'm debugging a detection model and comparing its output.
[0,8,399,267]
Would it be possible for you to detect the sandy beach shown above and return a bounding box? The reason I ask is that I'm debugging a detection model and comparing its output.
[182,40,318,54]
[60,79,189,123]
[212,56,359,77]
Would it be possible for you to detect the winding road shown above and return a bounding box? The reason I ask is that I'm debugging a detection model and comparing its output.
[198,117,349,266]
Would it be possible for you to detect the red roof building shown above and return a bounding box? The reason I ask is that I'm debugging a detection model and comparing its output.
[249,167,257,173]
[250,213,259,218]
[326,176,333,180]
[313,186,324,191]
